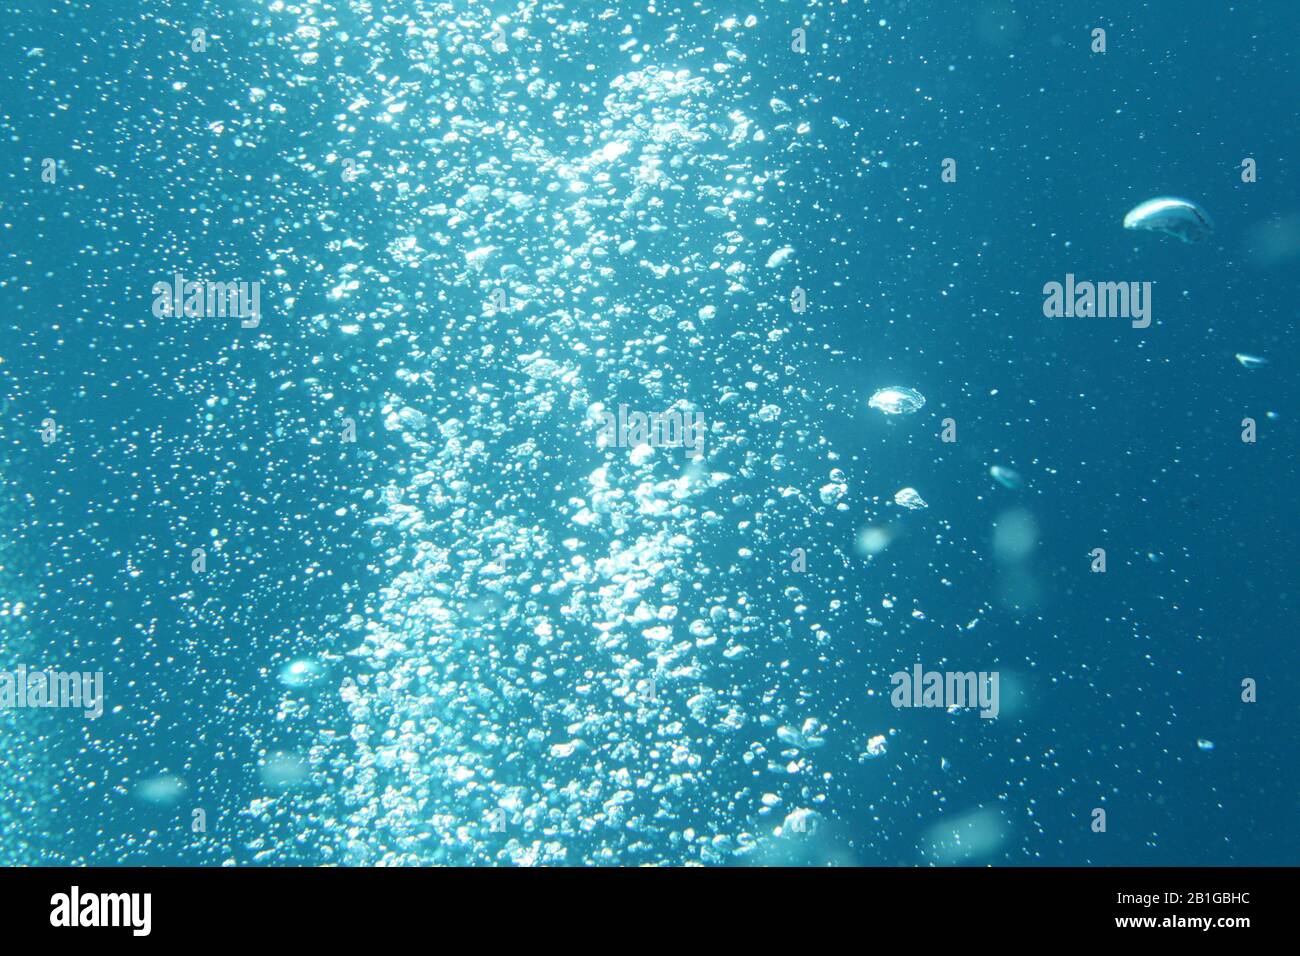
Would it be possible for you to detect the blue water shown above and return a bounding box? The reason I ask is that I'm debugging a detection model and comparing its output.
[1,0,1296,866]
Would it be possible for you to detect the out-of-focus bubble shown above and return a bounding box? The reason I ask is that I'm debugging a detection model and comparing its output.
[855,525,893,556]
[975,3,1024,47]
[989,464,1023,489]
[993,508,1043,608]
[278,658,327,689]
[992,508,1038,562]
[1243,214,1300,267]
[991,669,1030,720]
[764,246,795,268]
[260,751,310,789]
[997,564,1042,611]
[920,807,1009,865]
[135,775,186,805]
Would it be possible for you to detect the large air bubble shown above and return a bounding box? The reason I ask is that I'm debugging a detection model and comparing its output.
[1122,197,1212,244]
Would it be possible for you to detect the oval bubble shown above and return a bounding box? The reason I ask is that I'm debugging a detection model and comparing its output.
[1123,196,1212,244]
[989,465,1022,490]
[868,386,926,415]
[279,658,327,689]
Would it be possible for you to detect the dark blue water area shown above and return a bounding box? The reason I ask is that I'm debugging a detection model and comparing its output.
[0,0,1296,865]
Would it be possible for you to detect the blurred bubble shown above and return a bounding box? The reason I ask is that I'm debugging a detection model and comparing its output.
[920,807,1009,865]
[855,525,893,556]
[992,508,1038,563]
[135,775,186,806]
[278,658,327,689]
[997,564,1043,611]
[1243,214,1300,267]
[260,751,310,790]
[989,464,1023,490]
[991,669,1030,720]
[975,3,1024,47]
